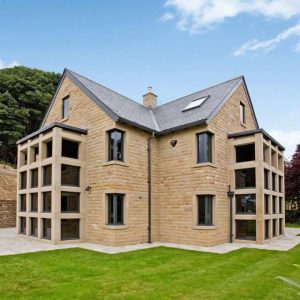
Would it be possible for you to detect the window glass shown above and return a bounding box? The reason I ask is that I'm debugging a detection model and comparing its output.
[61,164,80,186]
[62,139,79,159]
[272,173,276,191]
[20,171,27,190]
[20,217,26,234]
[42,218,51,240]
[264,169,269,190]
[236,194,256,214]
[30,218,38,237]
[31,168,38,188]
[273,219,277,237]
[108,130,124,161]
[43,165,52,186]
[272,196,277,214]
[197,132,212,163]
[61,192,80,212]
[46,141,52,158]
[264,194,269,214]
[240,102,245,123]
[20,194,26,212]
[197,195,213,225]
[235,168,256,189]
[43,192,51,212]
[265,220,269,239]
[30,193,38,212]
[61,219,80,240]
[236,144,255,162]
[236,220,256,240]
[107,194,124,225]
[62,97,69,119]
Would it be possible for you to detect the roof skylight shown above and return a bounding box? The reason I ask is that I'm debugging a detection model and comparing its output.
[182,96,209,112]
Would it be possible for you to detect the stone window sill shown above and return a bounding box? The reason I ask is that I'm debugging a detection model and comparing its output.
[193,225,217,230]
[103,161,129,167]
[103,224,128,230]
[240,122,247,128]
[192,162,217,169]
[60,117,69,123]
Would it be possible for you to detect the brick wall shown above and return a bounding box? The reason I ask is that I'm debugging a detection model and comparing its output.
[0,165,17,227]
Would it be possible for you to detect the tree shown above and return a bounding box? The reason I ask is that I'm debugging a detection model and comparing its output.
[285,144,300,211]
[0,66,61,165]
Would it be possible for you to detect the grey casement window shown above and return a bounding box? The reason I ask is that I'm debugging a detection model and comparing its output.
[279,219,283,235]
[235,168,256,189]
[33,146,39,162]
[61,164,80,186]
[43,192,51,212]
[30,218,38,237]
[42,218,51,240]
[108,130,124,161]
[43,165,52,186]
[236,194,256,214]
[279,197,283,214]
[197,195,213,226]
[61,192,80,213]
[279,176,282,193]
[62,96,69,119]
[197,132,213,163]
[20,217,26,235]
[240,102,245,123]
[20,194,26,212]
[31,168,38,188]
[20,171,27,190]
[62,139,79,159]
[107,194,124,225]
[236,144,255,162]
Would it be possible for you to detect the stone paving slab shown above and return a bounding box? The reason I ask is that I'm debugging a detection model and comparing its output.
[0,227,300,256]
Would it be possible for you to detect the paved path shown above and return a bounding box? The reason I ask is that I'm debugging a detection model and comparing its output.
[0,227,300,256]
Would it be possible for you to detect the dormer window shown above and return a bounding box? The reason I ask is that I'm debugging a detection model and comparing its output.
[62,96,69,119]
[182,96,209,112]
[240,102,245,124]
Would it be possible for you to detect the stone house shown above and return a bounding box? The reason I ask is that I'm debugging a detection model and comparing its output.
[16,69,285,246]
[0,164,17,228]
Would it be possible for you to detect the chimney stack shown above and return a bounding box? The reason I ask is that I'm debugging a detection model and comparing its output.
[143,86,157,109]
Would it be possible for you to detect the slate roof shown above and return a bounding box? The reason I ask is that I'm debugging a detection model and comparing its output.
[41,69,259,134]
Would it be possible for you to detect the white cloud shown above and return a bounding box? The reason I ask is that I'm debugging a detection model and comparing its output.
[234,22,300,55]
[268,129,300,159]
[0,59,19,69]
[159,12,175,23]
[163,0,300,33]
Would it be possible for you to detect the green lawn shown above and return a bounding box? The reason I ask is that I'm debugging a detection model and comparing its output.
[286,223,300,228]
[0,246,300,300]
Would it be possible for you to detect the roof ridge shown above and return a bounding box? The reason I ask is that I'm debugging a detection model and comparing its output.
[154,75,244,110]
[66,69,149,111]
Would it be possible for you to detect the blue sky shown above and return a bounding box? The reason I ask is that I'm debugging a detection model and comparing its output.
[0,0,299,157]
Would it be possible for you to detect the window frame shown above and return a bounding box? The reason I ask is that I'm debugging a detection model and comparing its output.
[235,168,256,189]
[62,95,70,119]
[196,131,214,164]
[235,194,256,215]
[107,129,125,162]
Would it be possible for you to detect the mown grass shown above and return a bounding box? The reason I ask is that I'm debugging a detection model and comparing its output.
[0,245,300,300]
[286,223,300,228]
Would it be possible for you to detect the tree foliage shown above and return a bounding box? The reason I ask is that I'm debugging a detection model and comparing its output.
[0,66,61,164]
[285,144,300,210]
